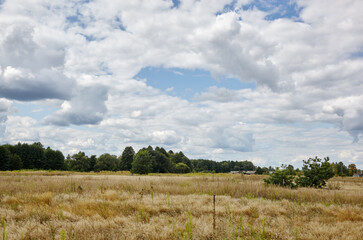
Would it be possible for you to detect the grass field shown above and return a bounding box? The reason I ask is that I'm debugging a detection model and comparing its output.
[0,171,363,239]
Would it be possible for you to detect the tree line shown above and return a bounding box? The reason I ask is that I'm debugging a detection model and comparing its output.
[0,142,256,174]
[0,142,360,176]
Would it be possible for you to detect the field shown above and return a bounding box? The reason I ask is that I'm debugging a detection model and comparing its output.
[0,172,363,239]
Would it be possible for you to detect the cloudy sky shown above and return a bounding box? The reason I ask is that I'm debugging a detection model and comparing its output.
[1,0,363,168]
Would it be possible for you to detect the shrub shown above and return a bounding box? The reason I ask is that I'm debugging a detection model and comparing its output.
[295,156,334,188]
[264,169,297,188]
[174,163,191,173]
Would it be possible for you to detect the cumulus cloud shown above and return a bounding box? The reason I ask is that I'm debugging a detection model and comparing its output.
[322,96,363,142]
[207,126,254,152]
[196,86,242,102]
[4,116,40,143]
[0,23,75,101]
[0,0,363,167]
[0,66,74,101]
[43,85,108,126]
[0,98,13,142]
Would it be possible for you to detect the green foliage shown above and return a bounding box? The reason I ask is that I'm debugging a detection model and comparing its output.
[0,145,11,171]
[45,147,66,170]
[94,153,118,171]
[255,166,263,175]
[264,169,297,188]
[184,211,193,239]
[65,152,90,172]
[119,146,135,171]
[296,156,334,188]
[152,149,172,173]
[191,159,256,173]
[331,161,349,176]
[264,157,334,189]
[9,154,22,170]
[11,142,45,169]
[131,149,152,174]
[174,162,191,173]
[88,155,97,172]
[171,152,192,170]
[1,218,7,240]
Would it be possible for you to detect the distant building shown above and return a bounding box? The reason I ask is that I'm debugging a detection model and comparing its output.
[230,171,240,174]
[353,172,362,177]
[243,171,256,175]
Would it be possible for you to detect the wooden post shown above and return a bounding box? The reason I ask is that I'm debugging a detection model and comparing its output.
[213,194,216,231]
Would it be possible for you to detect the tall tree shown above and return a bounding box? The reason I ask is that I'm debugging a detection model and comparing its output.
[12,142,46,169]
[131,149,152,174]
[348,164,358,176]
[0,145,11,170]
[88,155,97,171]
[152,149,172,173]
[9,154,23,170]
[119,146,135,171]
[45,147,66,170]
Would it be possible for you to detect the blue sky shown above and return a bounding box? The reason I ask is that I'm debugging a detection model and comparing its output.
[1,0,363,168]
[136,67,255,100]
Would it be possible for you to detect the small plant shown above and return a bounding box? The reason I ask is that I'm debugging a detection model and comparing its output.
[58,209,65,220]
[184,211,193,240]
[166,192,172,207]
[58,229,67,240]
[1,218,7,240]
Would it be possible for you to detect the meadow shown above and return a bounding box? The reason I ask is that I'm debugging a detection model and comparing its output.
[0,171,362,239]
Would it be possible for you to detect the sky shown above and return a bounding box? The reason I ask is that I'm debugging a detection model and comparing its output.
[0,0,363,168]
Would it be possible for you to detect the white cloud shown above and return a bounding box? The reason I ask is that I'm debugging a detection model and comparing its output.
[0,0,363,168]
[43,85,108,126]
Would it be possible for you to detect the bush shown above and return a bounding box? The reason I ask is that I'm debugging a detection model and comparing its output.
[174,163,191,173]
[295,156,334,188]
[264,169,297,188]
[264,156,334,189]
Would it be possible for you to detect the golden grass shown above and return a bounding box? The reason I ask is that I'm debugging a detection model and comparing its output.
[0,172,362,239]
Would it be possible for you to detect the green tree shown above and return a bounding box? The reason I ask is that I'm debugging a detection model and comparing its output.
[152,147,172,173]
[119,146,135,171]
[45,147,65,170]
[281,164,296,175]
[264,169,297,188]
[174,162,191,173]
[11,142,46,169]
[332,161,348,176]
[65,152,90,172]
[88,155,97,171]
[131,149,152,174]
[255,166,263,175]
[0,145,11,170]
[296,157,334,188]
[171,152,192,171]
[94,154,118,171]
[9,154,23,170]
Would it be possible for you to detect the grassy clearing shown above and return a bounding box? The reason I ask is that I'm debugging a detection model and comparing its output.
[0,172,362,239]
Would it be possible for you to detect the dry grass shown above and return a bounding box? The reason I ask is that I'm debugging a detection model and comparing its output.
[0,172,363,239]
